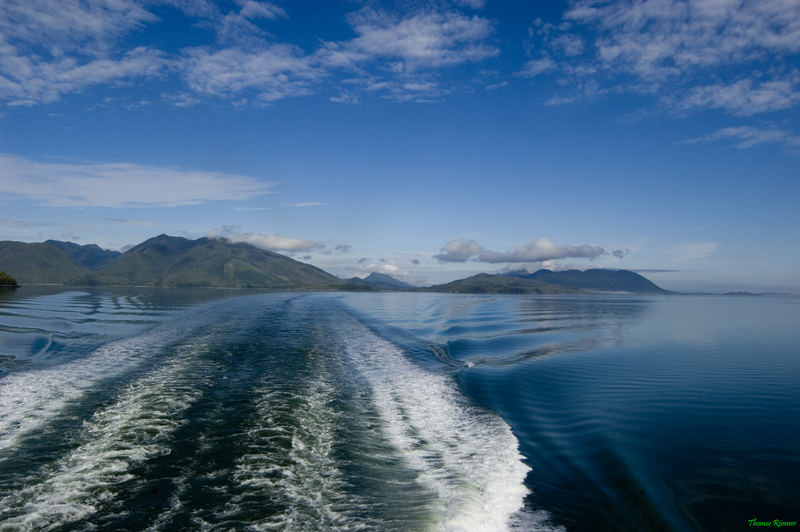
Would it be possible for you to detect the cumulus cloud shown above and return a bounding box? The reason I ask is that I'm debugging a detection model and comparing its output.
[435,237,605,263]
[434,239,485,262]
[478,238,605,263]
[612,248,631,259]
[0,154,273,207]
[334,244,352,253]
[360,261,411,280]
[208,226,321,252]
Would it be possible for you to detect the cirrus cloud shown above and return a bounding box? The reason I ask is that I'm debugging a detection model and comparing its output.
[0,154,273,207]
[528,0,800,116]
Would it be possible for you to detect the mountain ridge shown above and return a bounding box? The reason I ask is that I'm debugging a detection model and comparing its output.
[0,235,670,294]
[503,268,671,293]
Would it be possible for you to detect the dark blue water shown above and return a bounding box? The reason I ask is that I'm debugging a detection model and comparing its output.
[1,288,798,531]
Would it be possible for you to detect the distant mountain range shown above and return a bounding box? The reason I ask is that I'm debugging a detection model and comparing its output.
[502,268,671,294]
[348,272,416,290]
[427,273,580,294]
[0,235,671,294]
[0,235,344,289]
[45,240,121,270]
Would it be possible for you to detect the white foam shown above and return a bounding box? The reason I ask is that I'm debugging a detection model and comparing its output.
[0,307,218,456]
[229,349,360,531]
[0,337,214,530]
[336,312,533,532]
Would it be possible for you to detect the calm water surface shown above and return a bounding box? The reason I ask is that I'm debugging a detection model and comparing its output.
[0,287,798,531]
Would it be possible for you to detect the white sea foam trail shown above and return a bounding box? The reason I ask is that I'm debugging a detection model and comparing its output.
[0,304,221,457]
[0,334,216,531]
[334,309,532,532]
[226,347,356,531]
[0,330,171,456]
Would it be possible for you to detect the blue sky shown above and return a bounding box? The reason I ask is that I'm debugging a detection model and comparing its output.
[1,0,798,291]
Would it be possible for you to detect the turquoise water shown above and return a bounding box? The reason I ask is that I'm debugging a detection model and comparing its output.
[0,288,798,530]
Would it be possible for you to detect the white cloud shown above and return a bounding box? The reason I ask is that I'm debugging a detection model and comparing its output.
[0,154,273,207]
[684,126,800,149]
[670,241,719,262]
[105,217,157,227]
[478,238,605,263]
[341,9,498,70]
[0,45,167,106]
[285,202,325,207]
[534,0,800,115]
[216,1,287,45]
[517,57,556,78]
[453,0,486,9]
[181,45,322,103]
[676,79,800,116]
[0,0,156,46]
[0,1,501,107]
[360,261,412,280]
[434,237,605,263]
[315,8,499,102]
[434,239,484,262]
[209,226,321,252]
[0,1,167,105]
[565,0,800,76]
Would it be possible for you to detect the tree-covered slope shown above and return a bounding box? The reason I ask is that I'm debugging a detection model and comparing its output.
[95,234,345,288]
[0,269,18,286]
[348,272,415,290]
[427,273,581,294]
[507,268,669,293]
[0,241,94,285]
[45,240,121,270]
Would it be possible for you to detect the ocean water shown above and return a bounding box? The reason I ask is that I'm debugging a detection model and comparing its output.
[0,288,798,531]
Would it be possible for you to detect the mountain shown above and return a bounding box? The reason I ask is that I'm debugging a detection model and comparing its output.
[0,269,18,286]
[93,234,344,289]
[348,272,415,290]
[0,241,94,285]
[428,273,581,294]
[45,240,121,270]
[504,268,669,293]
